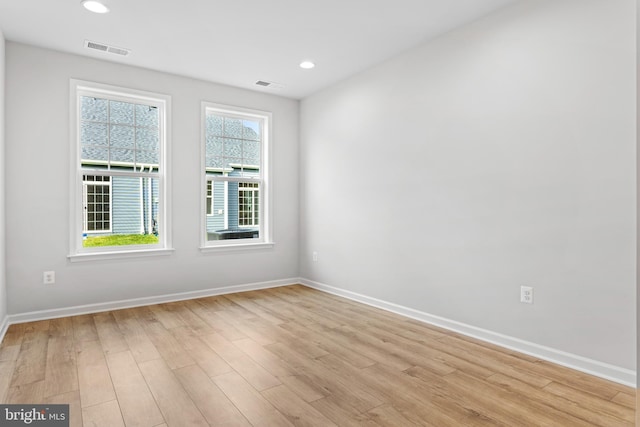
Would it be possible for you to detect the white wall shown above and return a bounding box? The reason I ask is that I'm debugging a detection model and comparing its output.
[0,30,7,325]
[5,43,299,314]
[300,0,636,371]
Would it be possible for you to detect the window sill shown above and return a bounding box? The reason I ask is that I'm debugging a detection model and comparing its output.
[68,248,175,263]
[199,242,275,254]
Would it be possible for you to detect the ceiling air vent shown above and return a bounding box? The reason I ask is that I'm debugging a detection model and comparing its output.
[85,40,131,57]
[255,80,284,90]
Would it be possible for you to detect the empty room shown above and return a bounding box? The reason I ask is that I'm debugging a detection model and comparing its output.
[0,0,637,425]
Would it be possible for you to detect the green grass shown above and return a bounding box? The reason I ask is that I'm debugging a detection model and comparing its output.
[83,234,159,247]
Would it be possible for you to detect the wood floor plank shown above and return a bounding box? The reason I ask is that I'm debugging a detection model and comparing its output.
[82,400,125,427]
[49,317,74,338]
[183,300,248,341]
[45,390,82,427]
[436,334,554,387]
[309,396,380,427]
[0,359,16,402]
[543,381,634,423]
[0,344,21,363]
[279,321,376,369]
[487,372,629,427]
[135,308,195,369]
[75,339,116,408]
[112,309,162,364]
[164,302,215,336]
[367,404,420,427]
[71,315,98,342]
[43,336,78,397]
[407,366,590,427]
[233,337,296,378]
[106,350,164,427]
[266,342,382,413]
[228,354,282,391]
[6,380,45,404]
[1,324,25,347]
[168,326,232,377]
[174,364,251,427]
[200,332,281,390]
[278,375,327,403]
[261,384,338,427]
[212,371,294,427]
[611,391,635,409]
[200,332,246,362]
[528,359,628,401]
[225,293,287,324]
[318,355,465,427]
[148,303,187,330]
[362,325,503,380]
[316,325,412,371]
[138,358,208,427]
[93,312,129,355]
[10,321,49,387]
[214,311,280,346]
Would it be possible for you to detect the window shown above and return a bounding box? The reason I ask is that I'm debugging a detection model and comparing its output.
[206,181,213,216]
[70,80,172,260]
[238,182,259,227]
[83,175,111,232]
[201,102,271,248]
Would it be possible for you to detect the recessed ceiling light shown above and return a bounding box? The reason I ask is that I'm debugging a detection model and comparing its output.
[299,61,315,69]
[81,0,110,14]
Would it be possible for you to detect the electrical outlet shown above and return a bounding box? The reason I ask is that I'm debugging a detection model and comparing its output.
[43,271,55,285]
[312,251,318,262]
[520,286,533,304]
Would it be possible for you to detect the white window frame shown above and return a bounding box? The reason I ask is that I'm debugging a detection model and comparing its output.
[69,80,173,261]
[82,175,112,233]
[200,102,273,251]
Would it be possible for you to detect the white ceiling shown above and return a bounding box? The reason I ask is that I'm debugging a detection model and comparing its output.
[0,0,519,99]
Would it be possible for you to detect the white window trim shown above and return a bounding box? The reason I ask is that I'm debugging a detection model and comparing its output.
[200,102,272,250]
[68,79,173,261]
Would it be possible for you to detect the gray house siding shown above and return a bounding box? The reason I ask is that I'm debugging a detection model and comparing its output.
[228,181,239,229]
[112,176,142,234]
[206,180,225,232]
[141,177,159,235]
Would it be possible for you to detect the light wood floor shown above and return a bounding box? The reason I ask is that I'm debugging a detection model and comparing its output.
[0,285,634,426]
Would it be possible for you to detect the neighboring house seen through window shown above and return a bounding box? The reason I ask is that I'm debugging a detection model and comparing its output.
[70,80,171,260]
[202,102,271,248]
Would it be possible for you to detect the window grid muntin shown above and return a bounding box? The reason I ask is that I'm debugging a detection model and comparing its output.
[238,182,259,227]
[206,181,213,216]
[83,175,112,233]
[205,111,263,178]
[79,94,161,173]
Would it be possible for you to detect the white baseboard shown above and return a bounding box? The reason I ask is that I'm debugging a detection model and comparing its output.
[7,278,299,325]
[300,278,636,388]
[0,315,9,344]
